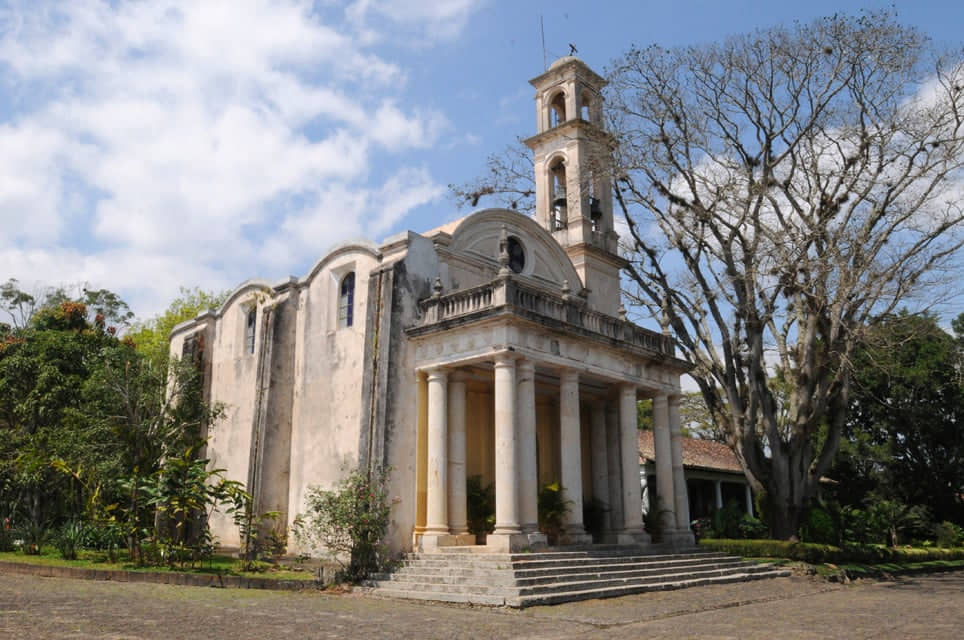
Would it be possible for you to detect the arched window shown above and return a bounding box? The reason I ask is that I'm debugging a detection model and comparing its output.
[339,272,355,328]
[549,158,567,231]
[549,91,566,127]
[245,308,257,354]
[580,89,593,122]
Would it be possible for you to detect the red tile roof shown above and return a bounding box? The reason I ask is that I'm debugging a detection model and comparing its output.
[637,430,743,473]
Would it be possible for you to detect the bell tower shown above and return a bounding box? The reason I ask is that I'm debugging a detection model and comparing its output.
[524,57,624,316]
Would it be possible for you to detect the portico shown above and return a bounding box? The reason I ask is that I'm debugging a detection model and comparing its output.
[407,268,693,552]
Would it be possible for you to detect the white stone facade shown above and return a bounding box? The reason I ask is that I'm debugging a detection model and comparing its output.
[169,57,695,556]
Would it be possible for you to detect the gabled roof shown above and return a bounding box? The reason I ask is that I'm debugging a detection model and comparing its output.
[637,431,743,473]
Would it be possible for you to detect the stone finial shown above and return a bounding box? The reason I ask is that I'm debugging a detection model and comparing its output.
[498,224,511,276]
[561,279,571,302]
[618,302,627,321]
[432,276,443,299]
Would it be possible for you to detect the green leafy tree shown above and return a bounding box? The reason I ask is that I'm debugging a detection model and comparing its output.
[832,312,964,525]
[127,287,228,369]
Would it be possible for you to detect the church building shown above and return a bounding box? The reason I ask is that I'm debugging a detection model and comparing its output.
[169,57,695,556]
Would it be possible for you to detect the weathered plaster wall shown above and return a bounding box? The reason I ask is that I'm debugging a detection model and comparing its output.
[205,282,274,547]
[285,247,380,550]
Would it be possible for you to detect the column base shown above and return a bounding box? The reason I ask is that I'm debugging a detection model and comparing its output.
[415,533,475,551]
[663,529,696,550]
[486,532,531,552]
[559,530,594,546]
[613,529,652,546]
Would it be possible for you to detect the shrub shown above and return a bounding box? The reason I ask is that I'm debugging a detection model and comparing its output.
[935,521,964,548]
[699,538,964,564]
[466,475,495,538]
[294,466,391,582]
[19,521,46,555]
[56,521,87,560]
[801,504,838,545]
[712,501,744,539]
[538,482,570,545]
[690,517,713,542]
[737,514,768,539]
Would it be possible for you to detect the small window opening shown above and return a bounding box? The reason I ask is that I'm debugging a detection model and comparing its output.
[550,159,567,231]
[245,308,257,354]
[339,272,355,328]
[580,90,592,122]
[549,92,567,127]
[507,237,526,274]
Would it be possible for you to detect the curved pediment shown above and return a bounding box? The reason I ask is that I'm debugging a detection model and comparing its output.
[443,208,582,292]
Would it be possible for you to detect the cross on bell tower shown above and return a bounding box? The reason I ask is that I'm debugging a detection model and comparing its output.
[525,56,624,316]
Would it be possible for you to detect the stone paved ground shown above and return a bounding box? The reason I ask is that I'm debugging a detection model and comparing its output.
[0,571,961,639]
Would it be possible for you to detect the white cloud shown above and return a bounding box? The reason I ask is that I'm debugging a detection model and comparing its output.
[346,0,484,43]
[0,0,471,319]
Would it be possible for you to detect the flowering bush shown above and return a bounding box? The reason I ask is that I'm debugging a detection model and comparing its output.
[294,466,391,582]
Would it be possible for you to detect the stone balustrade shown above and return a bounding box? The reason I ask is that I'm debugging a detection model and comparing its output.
[416,276,675,356]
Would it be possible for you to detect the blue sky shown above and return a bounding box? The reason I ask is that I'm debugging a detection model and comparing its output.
[1,0,963,320]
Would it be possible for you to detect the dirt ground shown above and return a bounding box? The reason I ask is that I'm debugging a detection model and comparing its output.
[1,570,962,639]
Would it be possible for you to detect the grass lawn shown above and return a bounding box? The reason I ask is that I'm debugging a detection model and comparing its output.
[0,548,318,581]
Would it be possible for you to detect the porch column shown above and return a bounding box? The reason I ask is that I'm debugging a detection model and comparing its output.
[424,368,449,537]
[605,403,623,535]
[652,394,677,534]
[489,354,525,551]
[745,484,754,517]
[559,369,591,543]
[517,360,543,544]
[618,385,648,543]
[714,481,723,510]
[589,402,609,534]
[669,395,691,530]
[668,394,694,545]
[447,371,469,537]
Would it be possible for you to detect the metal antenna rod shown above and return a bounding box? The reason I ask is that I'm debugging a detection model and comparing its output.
[540,15,547,70]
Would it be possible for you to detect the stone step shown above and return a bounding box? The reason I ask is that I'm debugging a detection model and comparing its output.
[369,549,792,608]
[372,562,779,595]
[511,569,792,607]
[513,562,757,586]
[385,558,749,583]
[516,564,782,594]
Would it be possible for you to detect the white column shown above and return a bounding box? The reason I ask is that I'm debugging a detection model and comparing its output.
[447,371,468,536]
[492,355,521,536]
[559,369,589,541]
[619,385,646,537]
[714,481,723,510]
[589,402,609,530]
[669,395,691,531]
[652,394,676,534]
[517,360,541,536]
[745,484,754,517]
[425,368,449,536]
[605,403,623,533]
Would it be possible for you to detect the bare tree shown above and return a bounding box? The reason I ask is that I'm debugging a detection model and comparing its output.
[608,12,964,537]
[454,12,964,538]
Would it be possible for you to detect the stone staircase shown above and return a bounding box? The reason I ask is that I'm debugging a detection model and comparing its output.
[367,546,791,607]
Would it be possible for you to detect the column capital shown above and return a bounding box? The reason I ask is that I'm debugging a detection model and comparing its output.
[516,358,535,376]
[493,351,519,366]
[425,367,449,382]
[559,367,579,385]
